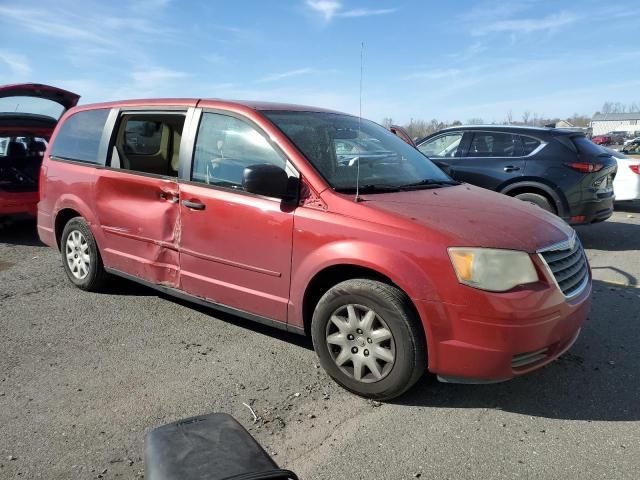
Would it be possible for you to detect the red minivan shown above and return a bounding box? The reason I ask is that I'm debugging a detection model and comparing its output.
[0,84,79,219]
[38,98,591,399]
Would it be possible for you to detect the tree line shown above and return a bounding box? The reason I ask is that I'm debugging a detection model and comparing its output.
[383,101,639,140]
[383,112,592,140]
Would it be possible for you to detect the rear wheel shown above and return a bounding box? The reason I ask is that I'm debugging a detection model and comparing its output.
[61,217,107,291]
[514,192,555,213]
[311,279,426,400]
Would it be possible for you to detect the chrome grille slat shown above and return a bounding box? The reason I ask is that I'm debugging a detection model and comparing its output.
[554,256,587,283]
[542,248,579,263]
[538,233,589,298]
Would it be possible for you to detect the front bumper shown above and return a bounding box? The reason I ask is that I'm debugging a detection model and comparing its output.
[416,271,591,382]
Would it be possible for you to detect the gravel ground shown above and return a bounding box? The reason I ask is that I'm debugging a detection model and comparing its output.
[1,204,639,480]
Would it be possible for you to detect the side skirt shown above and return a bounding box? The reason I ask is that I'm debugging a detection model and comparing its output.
[104,267,305,336]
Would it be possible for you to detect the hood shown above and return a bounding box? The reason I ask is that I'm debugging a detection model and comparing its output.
[357,184,573,253]
[0,83,80,113]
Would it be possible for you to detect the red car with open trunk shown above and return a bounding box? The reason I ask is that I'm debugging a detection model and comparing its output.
[38,98,591,399]
[0,83,79,219]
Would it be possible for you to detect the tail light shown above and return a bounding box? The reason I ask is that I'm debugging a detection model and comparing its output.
[630,165,640,175]
[566,162,604,173]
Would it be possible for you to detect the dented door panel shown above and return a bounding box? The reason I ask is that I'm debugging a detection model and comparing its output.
[94,170,180,286]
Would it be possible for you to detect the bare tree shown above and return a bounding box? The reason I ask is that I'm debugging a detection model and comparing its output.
[467,117,484,125]
[522,111,531,125]
[382,117,394,128]
[505,110,513,124]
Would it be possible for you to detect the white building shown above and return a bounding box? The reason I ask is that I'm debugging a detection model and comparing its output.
[591,112,640,136]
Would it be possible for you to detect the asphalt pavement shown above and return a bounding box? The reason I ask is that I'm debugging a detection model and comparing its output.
[1,204,639,479]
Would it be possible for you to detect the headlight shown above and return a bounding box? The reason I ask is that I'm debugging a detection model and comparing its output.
[448,248,538,292]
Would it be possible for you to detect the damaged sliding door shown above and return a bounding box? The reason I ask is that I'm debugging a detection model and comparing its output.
[93,107,188,286]
[94,173,181,286]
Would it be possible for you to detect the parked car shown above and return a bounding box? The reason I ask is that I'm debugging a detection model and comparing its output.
[607,131,628,145]
[591,134,611,145]
[621,139,640,157]
[623,136,640,146]
[0,83,79,219]
[38,99,591,399]
[601,147,640,201]
[415,125,617,224]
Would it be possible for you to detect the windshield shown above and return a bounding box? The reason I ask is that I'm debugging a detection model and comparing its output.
[264,111,453,192]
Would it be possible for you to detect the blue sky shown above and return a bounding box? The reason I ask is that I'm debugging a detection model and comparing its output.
[1,0,639,123]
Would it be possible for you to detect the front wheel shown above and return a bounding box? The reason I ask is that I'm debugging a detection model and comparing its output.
[311,279,426,400]
[60,217,108,291]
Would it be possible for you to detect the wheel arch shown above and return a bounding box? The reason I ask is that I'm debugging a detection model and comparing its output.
[500,179,568,217]
[52,194,98,250]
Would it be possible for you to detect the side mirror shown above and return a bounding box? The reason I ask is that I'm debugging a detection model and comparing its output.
[243,164,290,199]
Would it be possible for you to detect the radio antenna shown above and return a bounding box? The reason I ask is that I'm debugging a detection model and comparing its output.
[355,41,364,202]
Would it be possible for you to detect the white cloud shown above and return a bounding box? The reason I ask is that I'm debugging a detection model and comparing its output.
[306,0,342,21]
[338,8,396,18]
[0,50,31,77]
[258,68,313,83]
[131,68,188,85]
[474,11,578,35]
[0,5,115,45]
[305,1,395,22]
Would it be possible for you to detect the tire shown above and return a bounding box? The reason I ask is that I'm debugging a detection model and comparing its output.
[514,192,555,213]
[60,217,108,291]
[311,279,426,400]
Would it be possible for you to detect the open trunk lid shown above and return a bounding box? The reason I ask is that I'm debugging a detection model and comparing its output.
[0,83,80,114]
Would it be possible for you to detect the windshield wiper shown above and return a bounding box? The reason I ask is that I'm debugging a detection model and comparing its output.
[398,179,460,190]
[335,184,403,193]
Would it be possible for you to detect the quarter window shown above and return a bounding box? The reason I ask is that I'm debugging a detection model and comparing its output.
[191,113,287,190]
[468,132,521,157]
[418,133,462,158]
[50,109,109,164]
[520,136,541,155]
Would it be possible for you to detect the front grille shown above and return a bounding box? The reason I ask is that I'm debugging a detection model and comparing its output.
[539,234,589,297]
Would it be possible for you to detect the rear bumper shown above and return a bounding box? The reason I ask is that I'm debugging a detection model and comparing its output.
[566,192,614,224]
[36,206,56,248]
[416,277,591,382]
[0,190,38,217]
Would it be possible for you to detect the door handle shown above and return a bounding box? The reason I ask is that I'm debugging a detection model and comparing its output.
[181,199,206,210]
[503,165,521,172]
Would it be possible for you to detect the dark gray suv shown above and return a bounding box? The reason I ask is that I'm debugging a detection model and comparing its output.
[416,125,617,225]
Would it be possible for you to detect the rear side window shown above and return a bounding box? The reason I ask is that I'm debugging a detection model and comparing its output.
[50,109,109,164]
[572,136,604,156]
[468,132,521,157]
[520,136,541,155]
[124,120,162,155]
